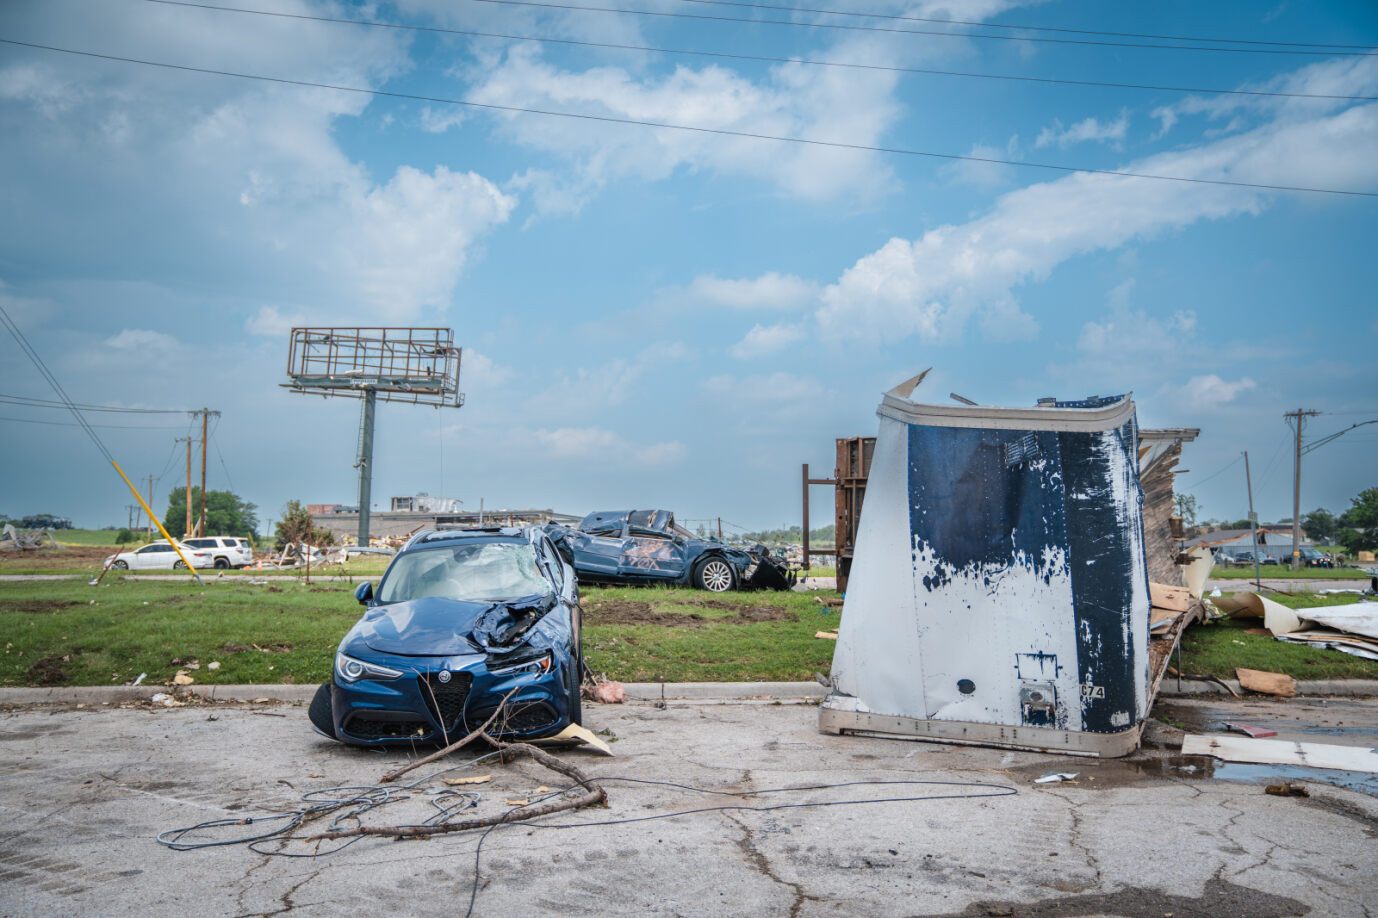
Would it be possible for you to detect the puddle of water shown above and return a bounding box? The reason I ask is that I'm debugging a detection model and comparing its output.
[1210,762,1378,797]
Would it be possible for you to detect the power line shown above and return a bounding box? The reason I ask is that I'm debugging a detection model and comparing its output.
[210,429,236,493]
[140,0,1378,103]
[458,0,1378,57]
[6,38,1376,199]
[1180,453,1242,489]
[667,0,1378,51]
[0,392,190,414]
[0,414,188,430]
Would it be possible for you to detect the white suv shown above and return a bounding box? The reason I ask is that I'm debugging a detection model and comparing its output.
[182,536,254,569]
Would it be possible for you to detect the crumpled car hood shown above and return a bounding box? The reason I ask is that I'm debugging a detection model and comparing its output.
[356,597,491,656]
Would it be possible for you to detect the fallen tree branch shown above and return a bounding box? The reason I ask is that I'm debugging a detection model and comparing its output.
[379,687,519,784]
[312,742,606,841]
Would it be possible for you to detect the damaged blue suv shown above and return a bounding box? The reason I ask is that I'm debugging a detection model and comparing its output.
[308,527,582,746]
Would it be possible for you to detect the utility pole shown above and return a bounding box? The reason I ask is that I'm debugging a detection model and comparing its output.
[1243,451,1262,589]
[179,436,193,538]
[1286,408,1321,570]
[147,475,154,540]
[188,408,220,537]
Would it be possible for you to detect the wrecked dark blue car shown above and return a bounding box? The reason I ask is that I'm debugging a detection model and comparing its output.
[309,527,581,746]
[544,509,795,593]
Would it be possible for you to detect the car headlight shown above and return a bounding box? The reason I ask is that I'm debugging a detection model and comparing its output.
[487,649,553,677]
[335,653,403,683]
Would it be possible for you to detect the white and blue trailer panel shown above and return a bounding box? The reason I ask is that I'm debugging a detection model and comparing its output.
[821,373,1151,757]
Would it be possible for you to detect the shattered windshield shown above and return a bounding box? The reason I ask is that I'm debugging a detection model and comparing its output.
[377,542,552,604]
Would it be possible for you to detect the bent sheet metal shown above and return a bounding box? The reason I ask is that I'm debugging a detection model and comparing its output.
[820,371,1152,757]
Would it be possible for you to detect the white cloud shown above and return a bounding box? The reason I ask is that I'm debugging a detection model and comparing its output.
[461,350,512,389]
[729,323,805,358]
[817,89,1378,345]
[944,139,1020,188]
[1077,283,1197,360]
[1035,110,1129,149]
[105,329,178,351]
[0,1,512,325]
[1158,374,1258,412]
[534,427,685,465]
[460,46,899,207]
[689,273,818,310]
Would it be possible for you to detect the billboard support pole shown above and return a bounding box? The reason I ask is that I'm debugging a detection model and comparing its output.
[358,387,376,548]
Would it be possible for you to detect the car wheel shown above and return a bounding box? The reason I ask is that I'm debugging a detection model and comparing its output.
[214,557,230,570]
[565,655,583,727]
[111,560,128,570]
[173,560,187,570]
[308,683,338,739]
[694,557,736,592]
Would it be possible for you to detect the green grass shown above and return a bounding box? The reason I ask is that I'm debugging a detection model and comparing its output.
[51,529,124,547]
[1211,564,1372,580]
[801,566,836,578]
[0,579,842,686]
[1180,592,1378,681]
[580,586,838,681]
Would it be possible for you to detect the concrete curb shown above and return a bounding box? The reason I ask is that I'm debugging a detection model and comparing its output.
[4,679,1375,707]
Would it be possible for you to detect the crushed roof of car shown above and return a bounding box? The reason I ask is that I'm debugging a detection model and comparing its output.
[410,527,528,547]
[579,509,674,532]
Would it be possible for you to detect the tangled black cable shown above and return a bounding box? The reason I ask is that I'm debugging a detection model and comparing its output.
[157,760,1016,917]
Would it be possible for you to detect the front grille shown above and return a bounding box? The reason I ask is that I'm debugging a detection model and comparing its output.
[420,672,473,731]
[345,716,431,741]
[506,701,559,734]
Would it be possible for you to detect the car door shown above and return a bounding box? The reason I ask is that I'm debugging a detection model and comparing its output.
[132,544,165,569]
[619,527,688,580]
[568,523,625,579]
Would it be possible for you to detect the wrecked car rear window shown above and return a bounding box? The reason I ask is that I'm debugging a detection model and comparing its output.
[377,542,552,604]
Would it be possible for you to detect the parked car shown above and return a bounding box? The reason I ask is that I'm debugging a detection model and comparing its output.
[544,509,795,592]
[1297,548,1334,568]
[182,536,253,569]
[104,540,213,570]
[308,527,582,746]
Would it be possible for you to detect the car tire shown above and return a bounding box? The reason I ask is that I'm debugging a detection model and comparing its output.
[694,556,736,592]
[173,560,187,570]
[309,683,337,739]
[565,655,583,727]
[111,560,128,570]
[214,557,230,570]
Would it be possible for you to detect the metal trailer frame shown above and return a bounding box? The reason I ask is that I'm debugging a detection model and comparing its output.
[820,371,1153,758]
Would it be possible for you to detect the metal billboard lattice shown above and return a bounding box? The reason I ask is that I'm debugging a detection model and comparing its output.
[282,327,464,546]
[283,327,463,407]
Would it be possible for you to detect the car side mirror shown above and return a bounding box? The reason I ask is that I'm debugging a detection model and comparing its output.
[355,581,373,605]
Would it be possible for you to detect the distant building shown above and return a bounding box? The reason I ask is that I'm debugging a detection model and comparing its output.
[307,501,580,542]
[1187,527,1313,559]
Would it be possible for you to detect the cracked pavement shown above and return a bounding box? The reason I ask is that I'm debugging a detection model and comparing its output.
[0,697,1375,916]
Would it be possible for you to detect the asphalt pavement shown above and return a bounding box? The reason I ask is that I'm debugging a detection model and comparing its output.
[1,693,1376,916]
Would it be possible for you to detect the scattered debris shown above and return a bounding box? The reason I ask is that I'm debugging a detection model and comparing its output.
[206,661,220,671]
[1214,591,1378,660]
[584,678,626,705]
[1265,782,1309,797]
[533,723,614,756]
[171,670,195,686]
[131,672,147,687]
[1034,772,1079,784]
[815,630,839,640]
[505,798,530,806]
[441,774,492,786]
[149,692,184,707]
[1182,734,1378,773]
[1236,668,1297,697]
[0,524,62,552]
[1224,722,1279,738]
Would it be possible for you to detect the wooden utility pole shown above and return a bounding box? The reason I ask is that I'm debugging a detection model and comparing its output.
[199,409,208,537]
[147,475,154,539]
[1286,408,1321,570]
[181,436,193,538]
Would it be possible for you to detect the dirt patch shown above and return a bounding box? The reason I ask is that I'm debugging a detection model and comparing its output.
[9,599,79,615]
[0,545,115,571]
[220,641,295,653]
[584,599,791,627]
[27,655,71,685]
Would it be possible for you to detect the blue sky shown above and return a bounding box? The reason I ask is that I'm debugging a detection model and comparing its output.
[1,0,1375,534]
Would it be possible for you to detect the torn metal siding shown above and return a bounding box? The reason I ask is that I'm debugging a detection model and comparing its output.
[822,374,1151,756]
